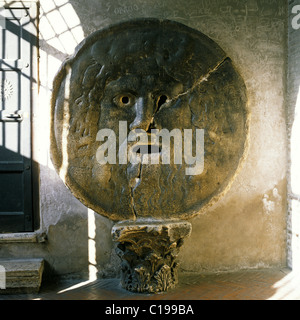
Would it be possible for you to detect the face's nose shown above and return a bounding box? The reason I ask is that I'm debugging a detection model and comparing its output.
[129,96,154,131]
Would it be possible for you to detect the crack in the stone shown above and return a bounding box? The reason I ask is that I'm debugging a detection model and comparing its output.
[130,162,142,219]
[174,56,230,100]
[129,57,230,219]
[131,187,138,219]
[156,57,230,114]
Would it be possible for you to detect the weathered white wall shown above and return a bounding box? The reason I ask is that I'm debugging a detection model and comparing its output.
[0,0,288,278]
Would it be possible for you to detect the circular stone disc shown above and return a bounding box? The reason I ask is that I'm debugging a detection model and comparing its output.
[50,19,249,222]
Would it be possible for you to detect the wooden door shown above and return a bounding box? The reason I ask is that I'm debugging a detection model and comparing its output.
[0,3,36,233]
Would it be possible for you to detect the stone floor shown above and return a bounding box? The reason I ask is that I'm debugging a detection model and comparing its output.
[1,267,300,300]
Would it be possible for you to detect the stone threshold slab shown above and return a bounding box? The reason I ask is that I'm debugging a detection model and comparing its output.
[0,232,47,243]
[0,258,44,294]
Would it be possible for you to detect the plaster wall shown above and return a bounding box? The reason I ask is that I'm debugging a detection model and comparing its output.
[0,0,288,278]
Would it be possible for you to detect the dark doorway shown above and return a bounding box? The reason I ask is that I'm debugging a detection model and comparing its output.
[0,3,37,233]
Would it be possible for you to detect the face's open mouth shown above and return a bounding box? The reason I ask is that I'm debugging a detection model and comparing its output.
[130,132,162,155]
[132,143,162,155]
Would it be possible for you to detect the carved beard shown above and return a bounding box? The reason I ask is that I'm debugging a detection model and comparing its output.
[131,162,190,219]
[91,139,191,220]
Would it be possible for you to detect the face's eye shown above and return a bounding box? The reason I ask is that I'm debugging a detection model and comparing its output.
[156,94,169,111]
[113,94,135,108]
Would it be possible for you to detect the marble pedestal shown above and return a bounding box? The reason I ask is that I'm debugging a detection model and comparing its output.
[112,220,192,294]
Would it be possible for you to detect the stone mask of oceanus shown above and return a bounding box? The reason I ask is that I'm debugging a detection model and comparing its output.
[50,19,249,222]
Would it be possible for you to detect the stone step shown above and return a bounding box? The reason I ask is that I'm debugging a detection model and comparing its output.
[0,258,44,294]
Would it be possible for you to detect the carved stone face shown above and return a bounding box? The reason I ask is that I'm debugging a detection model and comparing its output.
[51,19,249,221]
